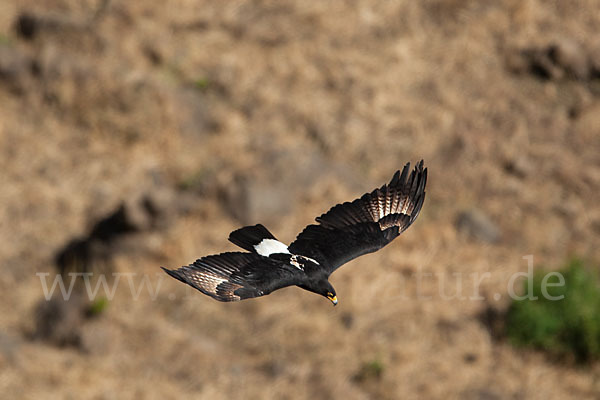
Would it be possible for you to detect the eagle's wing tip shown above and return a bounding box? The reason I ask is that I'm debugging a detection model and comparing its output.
[160,266,172,275]
[161,266,177,274]
[161,266,190,285]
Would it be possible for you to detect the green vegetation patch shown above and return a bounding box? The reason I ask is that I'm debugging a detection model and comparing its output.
[354,358,384,382]
[87,297,109,317]
[194,77,210,91]
[506,258,600,362]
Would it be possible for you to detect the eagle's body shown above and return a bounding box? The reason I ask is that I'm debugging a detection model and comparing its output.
[163,161,427,305]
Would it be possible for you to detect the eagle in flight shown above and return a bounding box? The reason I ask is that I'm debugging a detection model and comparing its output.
[163,161,427,306]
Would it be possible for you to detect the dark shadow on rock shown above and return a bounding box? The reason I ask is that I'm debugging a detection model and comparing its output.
[477,305,506,342]
[31,293,87,349]
[14,14,38,40]
[14,2,111,41]
[54,190,176,275]
[41,185,182,350]
[506,38,596,81]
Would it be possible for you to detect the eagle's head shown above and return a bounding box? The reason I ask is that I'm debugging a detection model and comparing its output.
[315,279,337,306]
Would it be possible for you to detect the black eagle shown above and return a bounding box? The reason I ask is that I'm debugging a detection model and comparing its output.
[162,161,427,306]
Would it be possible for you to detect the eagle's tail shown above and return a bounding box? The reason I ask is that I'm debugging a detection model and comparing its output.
[228,224,278,253]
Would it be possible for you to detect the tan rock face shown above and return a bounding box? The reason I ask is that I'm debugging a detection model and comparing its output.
[0,0,599,399]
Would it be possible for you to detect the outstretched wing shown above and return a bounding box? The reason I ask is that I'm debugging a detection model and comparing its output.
[288,161,427,274]
[162,252,304,302]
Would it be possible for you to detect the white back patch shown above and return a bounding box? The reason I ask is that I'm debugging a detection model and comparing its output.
[254,239,290,257]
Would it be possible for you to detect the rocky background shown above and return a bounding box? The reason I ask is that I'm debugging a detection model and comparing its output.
[1,0,599,398]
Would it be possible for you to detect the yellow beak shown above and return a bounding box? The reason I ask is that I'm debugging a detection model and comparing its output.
[328,295,338,306]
